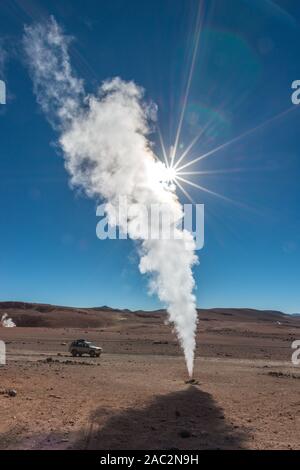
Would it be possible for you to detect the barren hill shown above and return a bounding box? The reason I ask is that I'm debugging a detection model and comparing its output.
[0,301,298,328]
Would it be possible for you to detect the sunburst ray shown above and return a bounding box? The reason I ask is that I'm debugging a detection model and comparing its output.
[170,1,204,167]
[175,179,195,203]
[175,105,298,172]
[157,126,169,168]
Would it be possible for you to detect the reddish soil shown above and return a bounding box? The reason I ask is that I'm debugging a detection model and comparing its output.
[0,302,299,450]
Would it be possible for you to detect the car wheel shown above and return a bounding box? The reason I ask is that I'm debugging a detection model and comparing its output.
[90,351,96,357]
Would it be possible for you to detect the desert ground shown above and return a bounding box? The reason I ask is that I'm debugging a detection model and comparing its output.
[0,302,299,450]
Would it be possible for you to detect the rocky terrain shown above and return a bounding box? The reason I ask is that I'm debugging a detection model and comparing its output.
[0,302,299,449]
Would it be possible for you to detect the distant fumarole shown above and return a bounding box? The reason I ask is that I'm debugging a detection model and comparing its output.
[0,80,5,104]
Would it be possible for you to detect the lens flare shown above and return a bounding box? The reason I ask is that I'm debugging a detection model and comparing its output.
[165,166,177,183]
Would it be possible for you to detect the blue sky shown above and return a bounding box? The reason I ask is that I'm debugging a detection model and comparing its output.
[0,0,299,313]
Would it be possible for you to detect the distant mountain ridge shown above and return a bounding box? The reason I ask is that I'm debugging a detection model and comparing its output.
[0,301,298,328]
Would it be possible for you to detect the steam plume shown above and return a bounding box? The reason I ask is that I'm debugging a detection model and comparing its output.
[1,313,16,328]
[23,17,198,376]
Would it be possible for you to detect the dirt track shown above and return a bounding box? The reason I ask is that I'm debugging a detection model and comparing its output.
[0,306,300,450]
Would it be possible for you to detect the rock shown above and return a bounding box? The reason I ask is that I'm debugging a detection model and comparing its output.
[179,430,191,438]
[185,378,199,385]
[7,389,17,397]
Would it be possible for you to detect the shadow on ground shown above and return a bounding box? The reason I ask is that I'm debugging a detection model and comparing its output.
[76,386,249,450]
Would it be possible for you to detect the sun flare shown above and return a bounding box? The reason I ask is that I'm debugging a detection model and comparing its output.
[165,165,178,183]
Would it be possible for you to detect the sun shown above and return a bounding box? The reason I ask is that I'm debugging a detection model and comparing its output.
[165,165,178,183]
